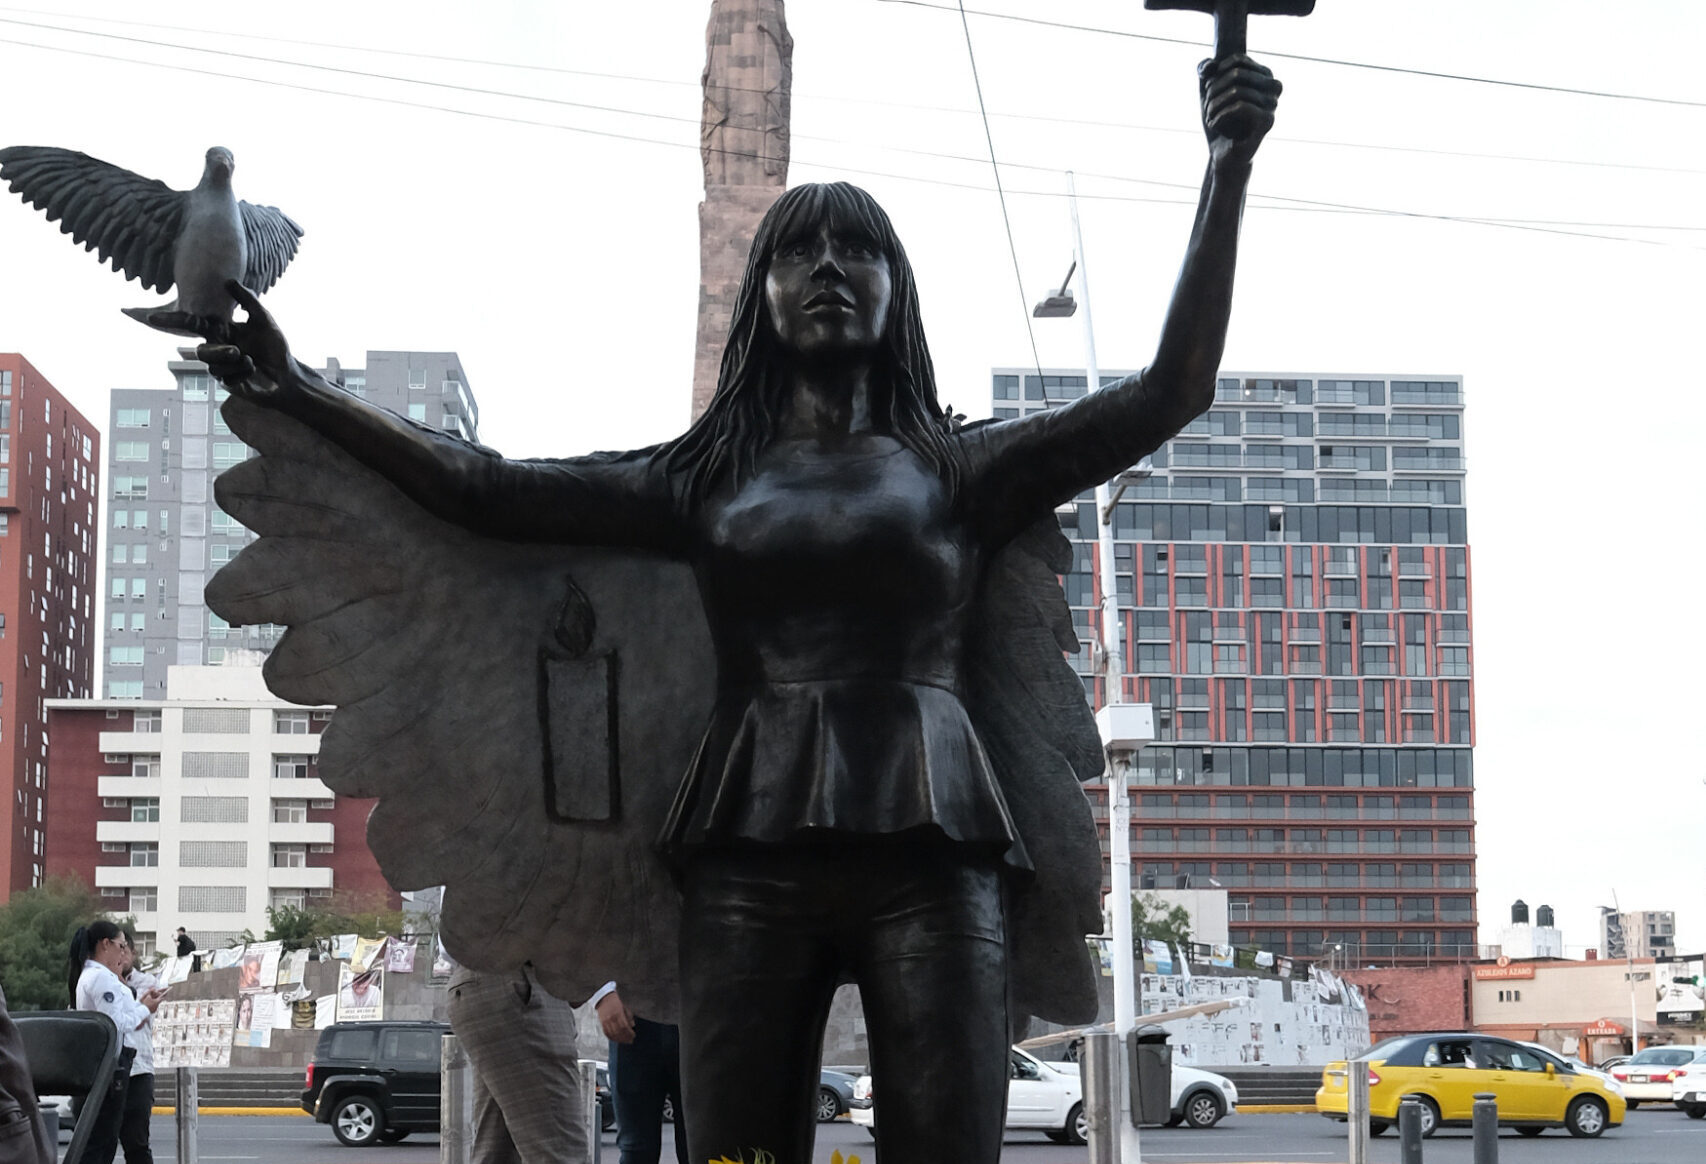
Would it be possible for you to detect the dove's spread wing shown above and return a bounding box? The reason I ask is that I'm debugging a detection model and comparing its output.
[239,202,304,294]
[205,397,714,1019]
[0,145,185,293]
[967,516,1107,1028]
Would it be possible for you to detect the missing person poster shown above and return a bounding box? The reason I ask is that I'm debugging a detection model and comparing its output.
[155,999,236,1068]
[338,963,385,1022]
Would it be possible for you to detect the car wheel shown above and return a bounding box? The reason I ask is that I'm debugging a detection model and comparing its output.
[1063,1102,1088,1146]
[1683,1103,1706,1120]
[379,1129,410,1143]
[1625,1099,1641,1109]
[1406,1096,1440,1139]
[816,1087,842,1122]
[1368,1121,1389,1137]
[1515,1126,1545,1137]
[1164,1113,1185,1127]
[1565,1096,1608,1138]
[330,1097,382,1147]
[1182,1090,1225,1129]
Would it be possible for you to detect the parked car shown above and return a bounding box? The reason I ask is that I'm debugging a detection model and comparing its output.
[302,1021,614,1146]
[1609,1045,1706,1107]
[1317,1033,1624,1138]
[1596,1054,1630,1072]
[302,1021,452,1146]
[1676,1071,1706,1119]
[847,1045,1237,1145]
[1518,1043,1624,1094]
[661,1069,854,1124]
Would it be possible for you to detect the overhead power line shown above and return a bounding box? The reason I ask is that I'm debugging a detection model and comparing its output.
[0,33,1695,253]
[875,0,1706,110]
[2,11,1701,179]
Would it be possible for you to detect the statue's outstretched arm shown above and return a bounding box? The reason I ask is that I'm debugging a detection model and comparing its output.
[169,281,681,550]
[959,55,1281,545]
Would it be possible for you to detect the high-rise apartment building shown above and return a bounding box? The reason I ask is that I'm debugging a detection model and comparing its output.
[1602,909,1675,960]
[103,350,477,699]
[46,666,397,957]
[992,369,1477,964]
[0,354,100,897]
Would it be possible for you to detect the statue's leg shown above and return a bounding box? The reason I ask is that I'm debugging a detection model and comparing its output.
[677,850,841,1164]
[850,849,1008,1164]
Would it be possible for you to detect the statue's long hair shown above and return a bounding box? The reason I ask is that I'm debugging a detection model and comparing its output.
[667,182,962,506]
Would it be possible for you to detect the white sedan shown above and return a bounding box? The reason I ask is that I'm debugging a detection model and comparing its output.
[848,1045,1237,1145]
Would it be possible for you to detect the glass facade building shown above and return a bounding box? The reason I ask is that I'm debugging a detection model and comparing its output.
[104,349,478,700]
[993,370,1477,964]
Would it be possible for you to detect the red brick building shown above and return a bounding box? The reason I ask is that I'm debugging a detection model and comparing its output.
[0,354,99,898]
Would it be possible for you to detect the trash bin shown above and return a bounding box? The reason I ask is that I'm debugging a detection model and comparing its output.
[1128,1024,1173,1127]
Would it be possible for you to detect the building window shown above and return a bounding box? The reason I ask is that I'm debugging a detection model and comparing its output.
[129,798,159,823]
[134,710,162,733]
[271,889,306,911]
[274,711,311,735]
[273,754,312,780]
[178,886,245,912]
[131,755,161,779]
[182,752,248,779]
[116,408,151,428]
[114,441,150,461]
[273,799,309,824]
[183,708,250,733]
[129,843,159,868]
[272,844,307,869]
[180,841,247,867]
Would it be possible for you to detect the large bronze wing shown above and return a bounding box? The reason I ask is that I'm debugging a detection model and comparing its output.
[966,515,1107,1027]
[0,145,186,293]
[206,397,714,1019]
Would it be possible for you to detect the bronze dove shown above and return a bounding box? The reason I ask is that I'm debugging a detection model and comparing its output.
[0,144,302,336]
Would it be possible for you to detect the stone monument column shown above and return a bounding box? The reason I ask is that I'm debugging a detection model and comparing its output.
[692,0,793,419]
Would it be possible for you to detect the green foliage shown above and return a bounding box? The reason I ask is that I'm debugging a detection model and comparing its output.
[0,879,133,1011]
[259,893,410,953]
[1130,891,1193,956]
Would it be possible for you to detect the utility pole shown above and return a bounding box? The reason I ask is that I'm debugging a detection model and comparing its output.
[693,0,793,418]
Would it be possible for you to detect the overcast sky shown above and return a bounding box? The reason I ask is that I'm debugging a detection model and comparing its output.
[1,1,1701,957]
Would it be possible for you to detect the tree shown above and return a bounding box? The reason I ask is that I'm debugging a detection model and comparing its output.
[255,892,411,953]
[1131,891,1193,958]
[0,879,134,1010]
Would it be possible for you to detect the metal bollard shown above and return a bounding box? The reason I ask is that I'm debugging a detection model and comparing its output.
[1344,1067,1371,1164]
[441,1034,473,1164]
[1081,1030,1120,1164]
[579,1060,602,1164]
[1472,1093,1498,1164]
[174,1066,198,1164]
[1397,1098,1424,1164]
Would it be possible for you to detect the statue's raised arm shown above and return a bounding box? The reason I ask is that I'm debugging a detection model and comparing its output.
[960,54,1281,545]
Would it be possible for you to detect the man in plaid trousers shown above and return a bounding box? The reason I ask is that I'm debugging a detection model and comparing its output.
[447,964,589,1164]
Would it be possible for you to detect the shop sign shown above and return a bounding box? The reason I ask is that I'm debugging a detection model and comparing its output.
[1473,963,1536,980]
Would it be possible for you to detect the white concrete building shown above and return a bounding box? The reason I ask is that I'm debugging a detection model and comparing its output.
[47,666,394,955]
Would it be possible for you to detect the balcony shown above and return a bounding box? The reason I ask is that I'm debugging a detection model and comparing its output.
[98,776,163,799]
[95,865,160,887]
[94,821,161,844]
[268,822,335,846]
[267,866,334,890]
[269,777,335,799]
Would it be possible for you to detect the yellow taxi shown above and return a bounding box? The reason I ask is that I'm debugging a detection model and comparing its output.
[1316,1033,1624,1138]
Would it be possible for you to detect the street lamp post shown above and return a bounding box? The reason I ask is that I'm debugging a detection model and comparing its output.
[1034,170,1151,1164]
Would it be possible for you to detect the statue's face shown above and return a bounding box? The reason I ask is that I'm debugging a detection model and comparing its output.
[763,222,892,360]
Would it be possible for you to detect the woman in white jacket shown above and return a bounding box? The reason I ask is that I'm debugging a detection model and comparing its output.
[66,921,164,1164]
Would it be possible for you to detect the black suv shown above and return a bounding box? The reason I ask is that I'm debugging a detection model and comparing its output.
[302,1019,616,1146]
[303,1021,451,1146]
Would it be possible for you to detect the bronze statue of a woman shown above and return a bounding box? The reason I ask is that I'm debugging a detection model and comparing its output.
[184,51,1281,1164]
